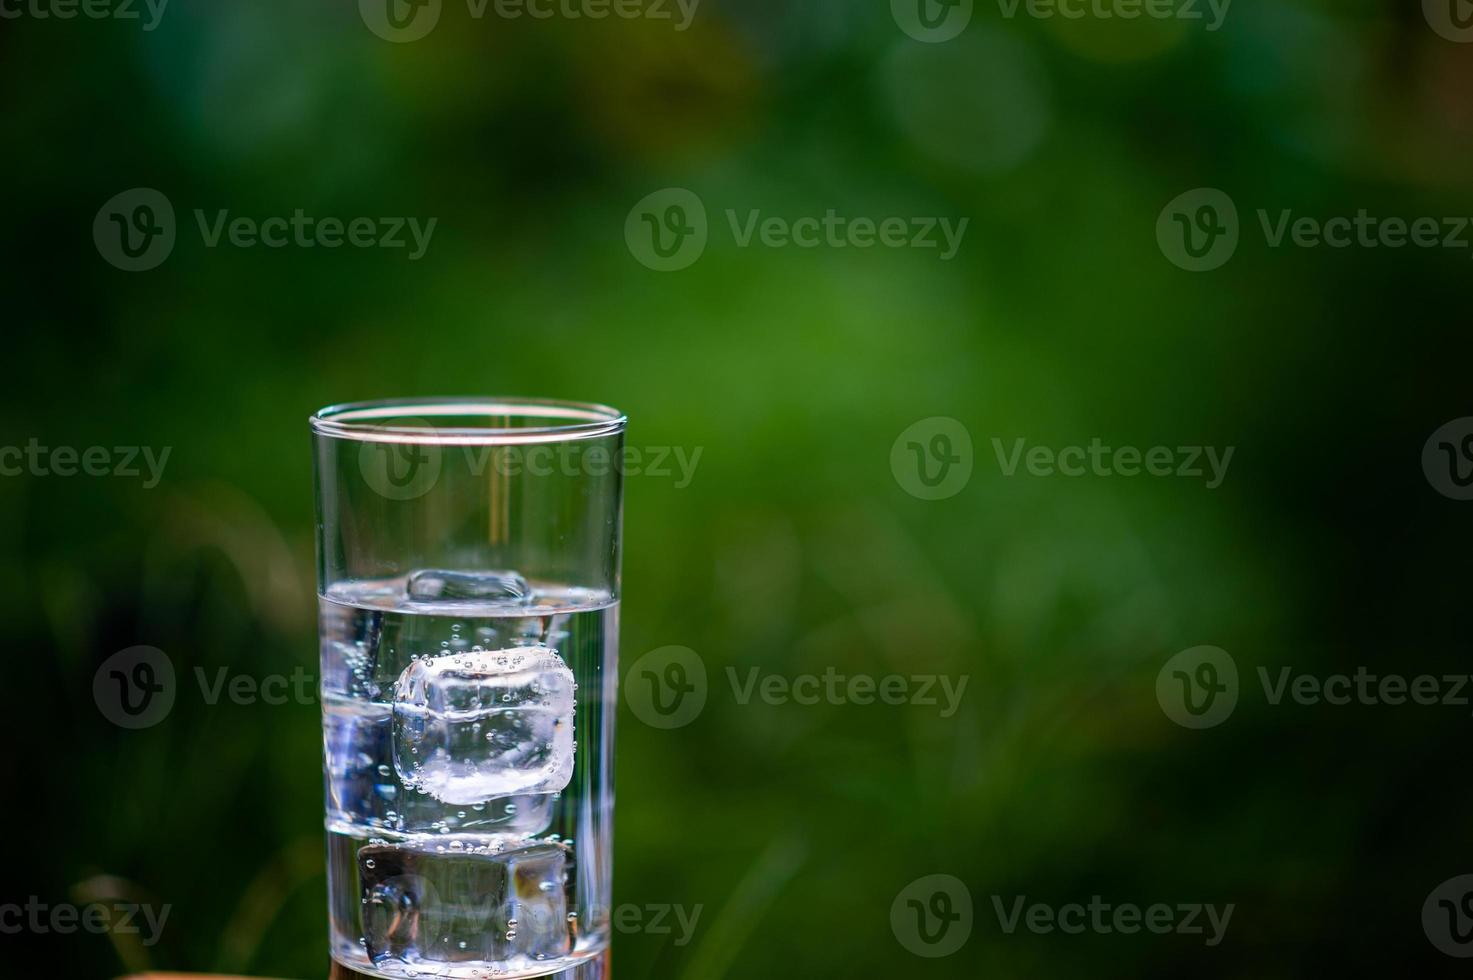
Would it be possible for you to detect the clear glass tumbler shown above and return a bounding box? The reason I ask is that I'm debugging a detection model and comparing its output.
[311,398,625,979]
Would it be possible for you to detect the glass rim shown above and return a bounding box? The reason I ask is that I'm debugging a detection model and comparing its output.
[310,397,627,446]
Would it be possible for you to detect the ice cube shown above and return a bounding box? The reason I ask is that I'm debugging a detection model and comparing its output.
[392,646,575,806]
[407,569,534,605]
[324,697,558,837]
[455,793,558,837]
[360,840,571,968]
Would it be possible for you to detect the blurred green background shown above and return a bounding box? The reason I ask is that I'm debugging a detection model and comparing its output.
[4,0,1473,976]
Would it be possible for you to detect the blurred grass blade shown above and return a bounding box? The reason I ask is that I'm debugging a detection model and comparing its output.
[679,836,807,980]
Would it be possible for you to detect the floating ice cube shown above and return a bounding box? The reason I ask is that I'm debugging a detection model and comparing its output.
[323,697,558,837]
[407,569,534,606]
[452,793,558,836]
[360,840,571,968]
[392,645,574,806]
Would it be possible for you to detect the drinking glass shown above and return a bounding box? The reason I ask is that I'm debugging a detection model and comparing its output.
[311,398,624,979]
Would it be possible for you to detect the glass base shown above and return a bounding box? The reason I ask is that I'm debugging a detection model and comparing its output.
[329,948,610,980]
